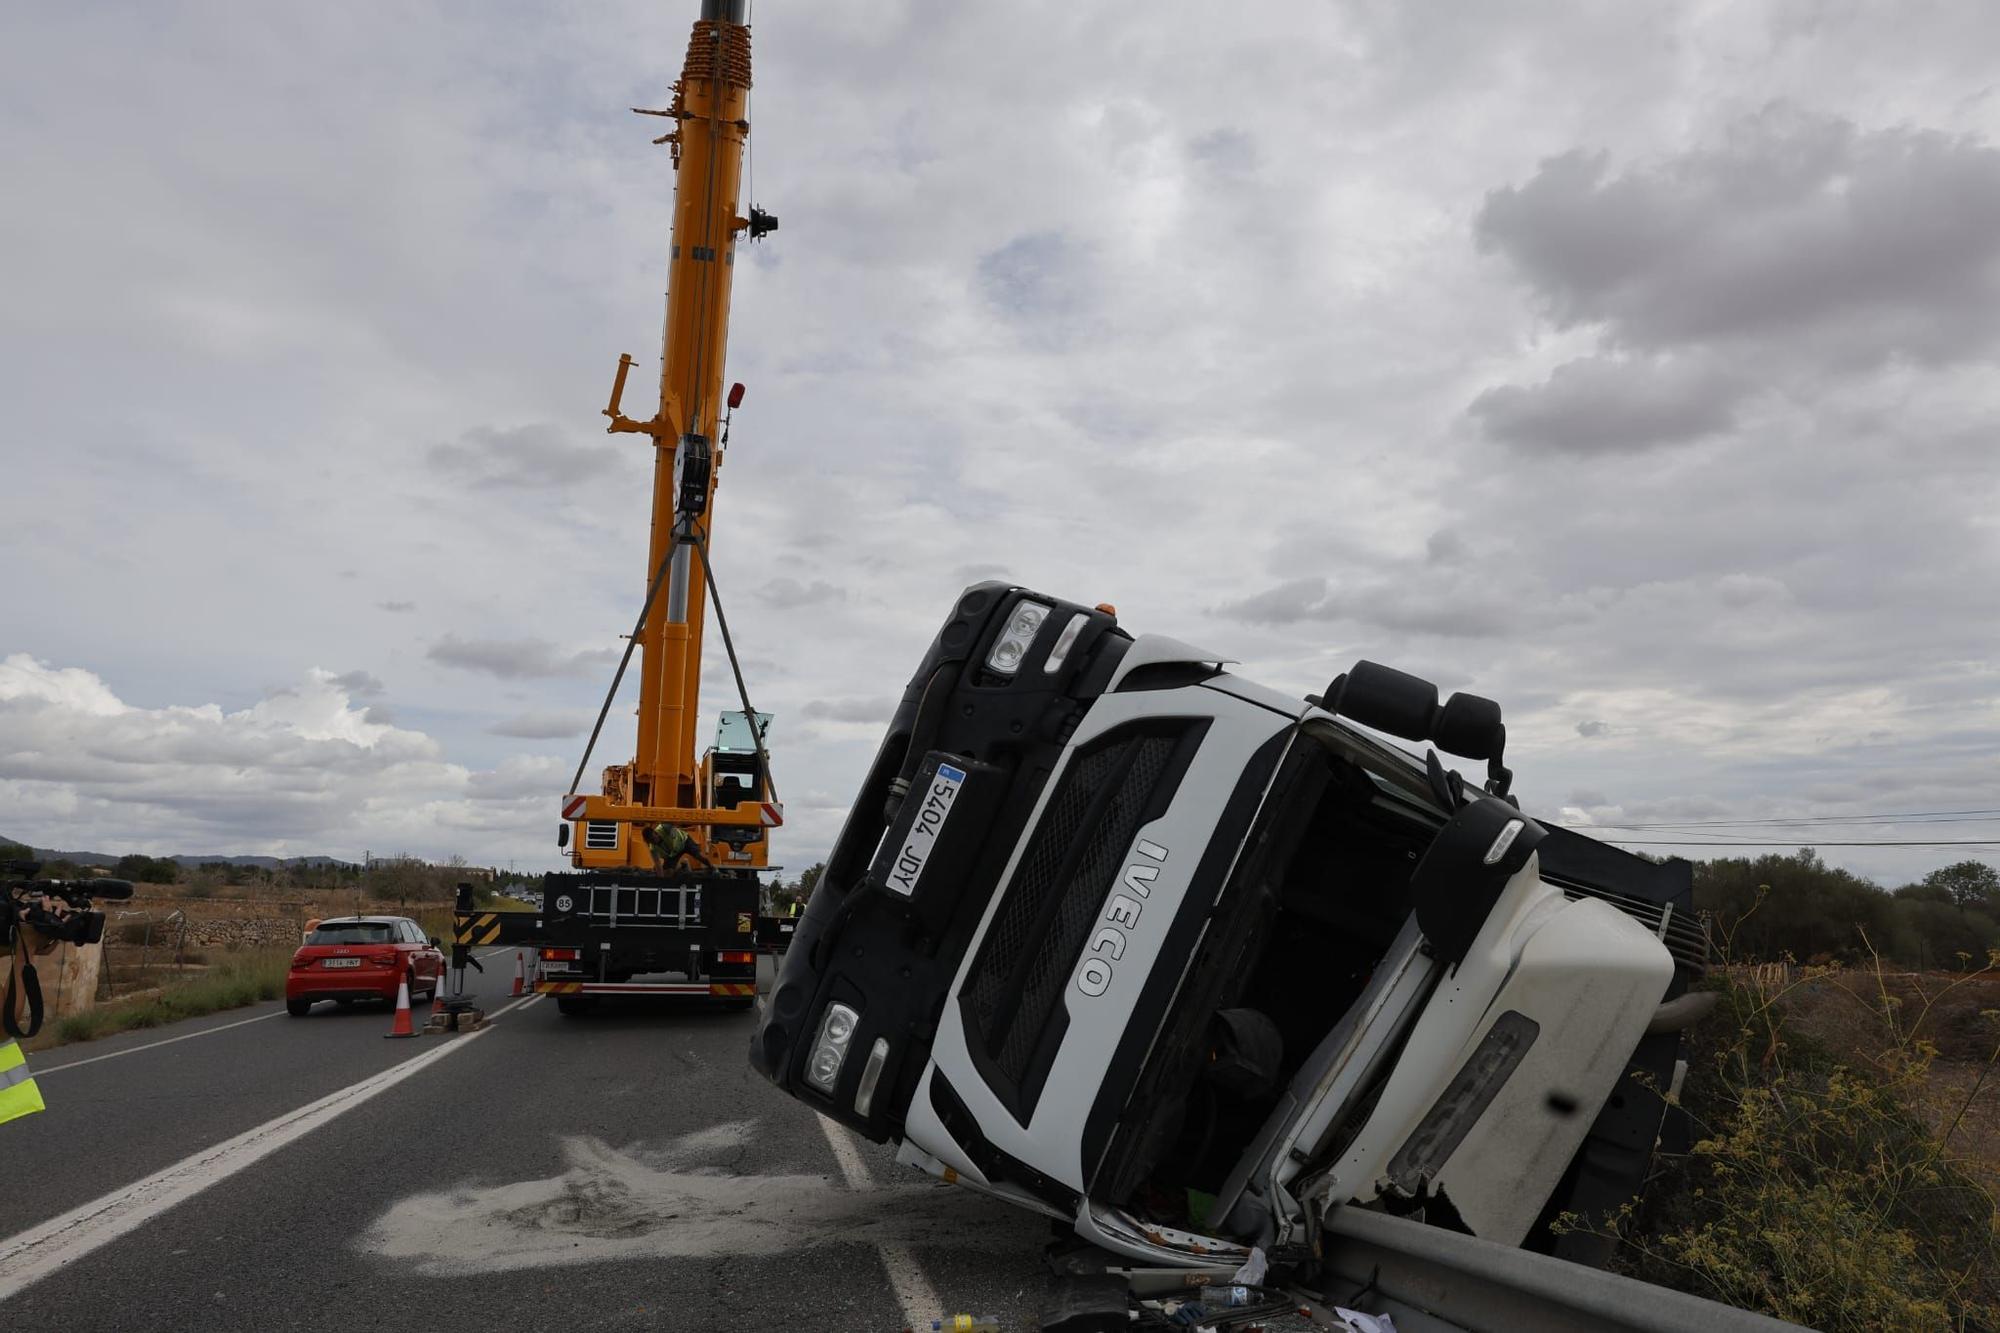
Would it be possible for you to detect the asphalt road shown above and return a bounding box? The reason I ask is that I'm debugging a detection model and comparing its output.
[0,952,1056,1332]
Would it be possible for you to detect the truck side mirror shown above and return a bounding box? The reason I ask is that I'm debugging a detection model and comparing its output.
[1320,661,1511,797]
[1410,797,1547,964]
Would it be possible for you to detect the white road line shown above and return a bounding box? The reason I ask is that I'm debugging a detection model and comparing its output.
[33,1010,284,1076]
[0,993,537,1304]
[815,1113,941,1330]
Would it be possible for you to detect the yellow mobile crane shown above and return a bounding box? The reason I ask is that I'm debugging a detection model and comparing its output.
[570,0,778,871]
[451,0,781,1017]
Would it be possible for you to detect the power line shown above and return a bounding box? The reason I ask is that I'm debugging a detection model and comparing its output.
[1597,838,2000,848]
[1572,807,2000,830]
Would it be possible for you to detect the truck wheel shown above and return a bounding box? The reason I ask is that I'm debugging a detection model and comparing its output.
[556,997,598,1017]
[286,999,312,1016]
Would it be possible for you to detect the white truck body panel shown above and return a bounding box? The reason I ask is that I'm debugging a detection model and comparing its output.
[905,683,1293,1193]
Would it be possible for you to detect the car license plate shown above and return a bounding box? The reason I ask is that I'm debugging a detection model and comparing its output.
[883,761,966,897]
[324,957,361,968]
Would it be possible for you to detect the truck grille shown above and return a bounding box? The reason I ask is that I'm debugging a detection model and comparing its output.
[1561,884,1710,976]
[960,724,1196,1104]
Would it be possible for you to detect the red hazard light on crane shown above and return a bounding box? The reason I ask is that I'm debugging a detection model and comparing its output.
[727,382,746,410]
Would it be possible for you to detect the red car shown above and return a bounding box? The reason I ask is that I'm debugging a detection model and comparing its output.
[286,915,444,1016]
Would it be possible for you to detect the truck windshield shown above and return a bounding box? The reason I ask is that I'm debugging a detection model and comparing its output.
[1095,731,1444,1217]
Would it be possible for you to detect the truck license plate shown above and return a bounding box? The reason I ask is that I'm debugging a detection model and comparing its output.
[884,762,966,897]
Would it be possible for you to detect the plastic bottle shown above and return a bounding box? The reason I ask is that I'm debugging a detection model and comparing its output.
[1197,1284,1253,1307]
[929,1318,1001,1332]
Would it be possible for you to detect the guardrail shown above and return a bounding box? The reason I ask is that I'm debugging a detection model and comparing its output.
[1310,1207,1805,1332]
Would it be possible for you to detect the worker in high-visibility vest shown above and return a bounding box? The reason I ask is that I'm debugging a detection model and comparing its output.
[4,885,62,1123]
[0,1035,44,1124]
[645,823,712,873]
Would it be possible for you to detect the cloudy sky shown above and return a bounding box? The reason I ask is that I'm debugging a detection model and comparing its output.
[4,1,1996,885]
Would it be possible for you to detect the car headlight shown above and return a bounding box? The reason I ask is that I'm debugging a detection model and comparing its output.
[985,601,1051,675]
[805,1002,861,1094]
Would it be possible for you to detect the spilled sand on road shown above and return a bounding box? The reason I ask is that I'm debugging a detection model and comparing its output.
[358,1121,1041,1273]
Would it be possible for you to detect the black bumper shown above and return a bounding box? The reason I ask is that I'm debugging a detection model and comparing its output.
[749,583,1128,1139]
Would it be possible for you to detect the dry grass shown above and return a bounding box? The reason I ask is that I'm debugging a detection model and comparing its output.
[1777,964,2000,1207]
[26,949,293,1052]
[1570,932,2000,1330]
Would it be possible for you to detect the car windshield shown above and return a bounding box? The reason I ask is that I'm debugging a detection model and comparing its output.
[307,922,397,944]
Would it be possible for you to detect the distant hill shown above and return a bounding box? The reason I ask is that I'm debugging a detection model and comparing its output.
[166,854,359,870]
[1,837,358,871]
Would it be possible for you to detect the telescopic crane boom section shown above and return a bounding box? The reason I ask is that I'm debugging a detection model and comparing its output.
[569,0,780,870]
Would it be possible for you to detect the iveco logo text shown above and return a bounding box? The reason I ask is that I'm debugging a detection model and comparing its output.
[1075,839,1169,997]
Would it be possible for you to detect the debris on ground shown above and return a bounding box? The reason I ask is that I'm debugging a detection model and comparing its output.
[1041,1237,1398,1332]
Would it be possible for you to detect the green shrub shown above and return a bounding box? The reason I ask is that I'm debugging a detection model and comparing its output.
[33,950,292,1052]
[1565,923,2000,1330]
[54,1009,116,1043]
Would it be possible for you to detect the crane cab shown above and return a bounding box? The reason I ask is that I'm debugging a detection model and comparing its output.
[701,710,773,868]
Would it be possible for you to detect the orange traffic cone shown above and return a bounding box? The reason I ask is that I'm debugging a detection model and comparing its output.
[385,969,417,1038]
[511,949,525,997]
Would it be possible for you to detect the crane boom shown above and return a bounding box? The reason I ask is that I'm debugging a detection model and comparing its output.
[567,0,780,871]
[442,2,782,1022]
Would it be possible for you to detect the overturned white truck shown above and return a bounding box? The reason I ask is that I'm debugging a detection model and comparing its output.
[751,584,1707,1269]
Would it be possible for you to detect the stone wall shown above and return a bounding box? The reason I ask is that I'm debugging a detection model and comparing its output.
[183,915,303,949]
[112,896,309,951]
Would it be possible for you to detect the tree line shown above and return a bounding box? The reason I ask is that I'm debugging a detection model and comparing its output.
[1695,850,1999,970]
[0,841,538,904]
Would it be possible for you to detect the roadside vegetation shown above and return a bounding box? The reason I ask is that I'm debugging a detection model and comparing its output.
[1697,851,2000,973]
[30,948,294,1051]
[1566,887,2000,1331]
[1,837,551,1052]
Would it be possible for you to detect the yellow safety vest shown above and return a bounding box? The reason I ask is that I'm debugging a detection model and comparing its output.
[0,1036,45,1124]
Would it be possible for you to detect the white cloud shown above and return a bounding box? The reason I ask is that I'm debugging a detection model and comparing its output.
[427,636,611,681]
[487,712,593,740]
[1469,355,1745,454]
[0,656,563,862]
[427,423,624,490]
[1475,109,2000,359]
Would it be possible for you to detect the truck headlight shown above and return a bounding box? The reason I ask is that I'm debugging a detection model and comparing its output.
[805,1002,861,1094]
[854,1038,891,1117]
[1042,612,1090,674]
[985,601,1051,674]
